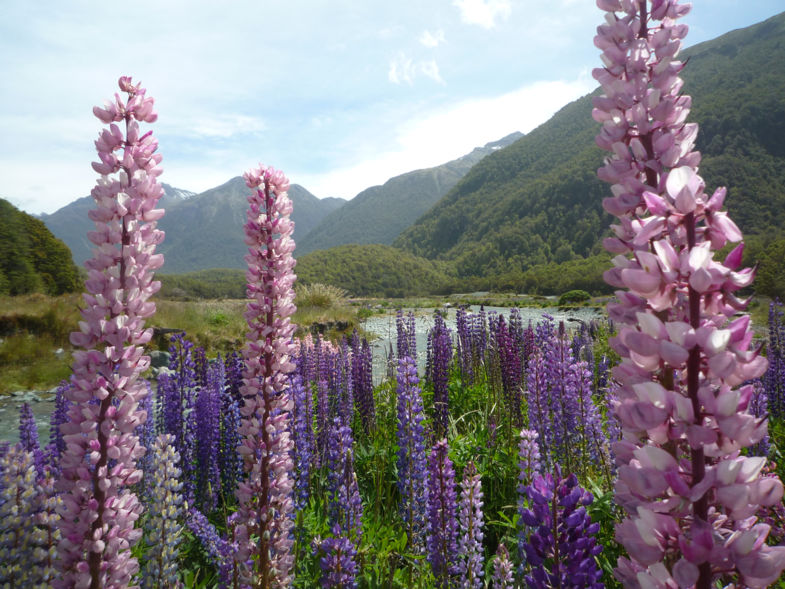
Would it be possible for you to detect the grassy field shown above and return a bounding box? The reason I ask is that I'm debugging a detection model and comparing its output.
[0,285,362,393]
[0,287,772,394]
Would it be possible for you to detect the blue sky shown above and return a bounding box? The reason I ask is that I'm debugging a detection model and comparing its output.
[1,0,783,214]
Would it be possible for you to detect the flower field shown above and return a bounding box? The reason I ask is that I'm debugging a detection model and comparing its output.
[2,1,785,587]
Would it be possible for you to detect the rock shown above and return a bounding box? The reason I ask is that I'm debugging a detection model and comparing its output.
[153,366,176,380]
[150,350,171,370]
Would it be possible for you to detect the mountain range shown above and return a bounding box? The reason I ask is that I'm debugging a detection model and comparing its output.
[296,132,523,255]
[41,133,523,273]
[36,11,785,298]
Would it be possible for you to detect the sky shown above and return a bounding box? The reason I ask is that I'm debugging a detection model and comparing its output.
[1,0,783,215]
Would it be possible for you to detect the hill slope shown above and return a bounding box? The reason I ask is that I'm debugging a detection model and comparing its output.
[295,244,454,297]
[296,132,523,255]
[0,199,81,295]
[394,12,785,283]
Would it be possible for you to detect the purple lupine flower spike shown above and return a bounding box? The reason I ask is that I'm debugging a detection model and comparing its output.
[315,525,359,589]
[427,438,459,588]
[18,402,45,477]
[491,543,514,589]
[292,372,314,509]
[141,434,184,589]
[187,509,236,587]
[47,380,71,473]
[195,359,222,512]
[326,417,363,540]
[396,355,429,553]
[427,310,453,437]
[457,461,484,589]
[520,466,603,589]
[1,445,61,586]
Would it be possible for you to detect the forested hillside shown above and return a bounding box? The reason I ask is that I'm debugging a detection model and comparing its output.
[394,12,785,291]
[295,244,455,297]
[0,199,81,295]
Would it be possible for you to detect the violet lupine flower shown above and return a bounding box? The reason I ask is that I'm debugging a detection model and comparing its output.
[233,164,298,587]
[594,2,785,586]
[162,333,199,505]
[542,323,579,473]
[495,315,523,427]
[518,429,542,490]
[396,355,429,553]
[136,380,157,497]
[193,344,209,389]
[141,434,184,589]
[316,377,330,465]
[525,351,553,467]
[18,402,45,477]
[396,309,417,363]
[456,461,484,589]
[427,438,459,588]
[291,372,314,509]
[219,384,243,502]
[517,428,541,568]
[520,467,603,589]
[764,300,785,419]
[475,307,487,362]
[572,360,611,479]
[315,526,359,589]
[338,337,354,428]
[224,350,245,404]
[1,445,61,586]
[326,418,363,540]
[491,543,514,589]
[456,306,474,384]
[57,76,164,589]
[195,359,223,512]
[351,333,375,433]
[187,509,236,587]
[427,310,453,437]
[748,379,770,457]
[47,380,72,471]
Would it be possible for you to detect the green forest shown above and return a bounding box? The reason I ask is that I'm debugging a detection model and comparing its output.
[0,199,81,296]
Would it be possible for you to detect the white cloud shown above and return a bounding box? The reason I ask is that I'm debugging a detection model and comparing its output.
[453,0,512,29]
[388,53,444,85]
[419,29,446,48]
[163,113,266,139]
[297,75,595,200]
